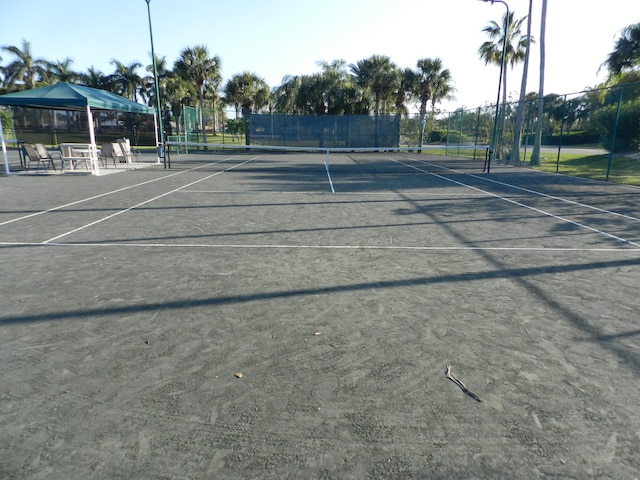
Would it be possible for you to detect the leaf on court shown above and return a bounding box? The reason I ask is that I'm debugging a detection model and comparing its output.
[234,372,243,379]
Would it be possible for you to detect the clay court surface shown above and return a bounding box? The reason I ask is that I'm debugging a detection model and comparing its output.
[1,151,639,479]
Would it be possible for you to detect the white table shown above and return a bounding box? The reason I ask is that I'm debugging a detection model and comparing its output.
[60,143,95,171]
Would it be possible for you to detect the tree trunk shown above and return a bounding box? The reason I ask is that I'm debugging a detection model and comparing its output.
[531,0,547,166]
[417,112,426,150]
[198,86,207,146]
[510,0,533,165]
[212,98,218,136]
[498,65,508,161]
[417,98,428,150]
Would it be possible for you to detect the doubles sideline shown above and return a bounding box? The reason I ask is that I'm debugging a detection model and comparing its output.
[391,157,640,249]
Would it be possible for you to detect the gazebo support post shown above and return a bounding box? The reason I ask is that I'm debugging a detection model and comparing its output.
[0,117,10,175]
[153,112,161,164]
[86,105,100,175]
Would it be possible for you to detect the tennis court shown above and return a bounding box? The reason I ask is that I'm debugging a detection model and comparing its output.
[1,148,639,479]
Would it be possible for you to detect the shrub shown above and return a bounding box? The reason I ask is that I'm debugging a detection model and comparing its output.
[592,99,640,151]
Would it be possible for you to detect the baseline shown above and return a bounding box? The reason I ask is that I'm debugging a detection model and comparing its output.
[2,241,639,253]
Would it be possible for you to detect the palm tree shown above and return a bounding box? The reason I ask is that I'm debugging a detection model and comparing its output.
[428,65,455,141]
[510,0,534,164]
[350,55,399,147]
[109,60,145,102]
[413,58,452,148]
[531,0,547,166]
[47,57,78,84]
[79,66,110,90]
[317,59,368,115]
[349,55,399,117]
[395,67,417,116]
[145,55,169,111]
[295,73,328,115]
[274,61,364,116]
[223,72,270,118]
[164,75,196,137]
[174,46,222,143]
[603,22,640,76]
[479,11,528,160]
[272,75,302,114]
[1,39,48,90]
[479,12,528,106]
[43,57,78,134]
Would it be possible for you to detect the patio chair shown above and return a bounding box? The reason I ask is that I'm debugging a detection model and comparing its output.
[117,137,141,163]
[111,142,128,164]
[23,144,59,172]
[34,144,64,171]
[98,143,117,168]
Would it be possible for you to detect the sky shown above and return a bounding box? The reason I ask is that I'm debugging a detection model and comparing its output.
[1,0,636,113]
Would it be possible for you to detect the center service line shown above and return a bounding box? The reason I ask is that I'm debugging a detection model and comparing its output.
[325,151,335,193]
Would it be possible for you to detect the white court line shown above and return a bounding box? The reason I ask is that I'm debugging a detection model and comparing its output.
[176,190,336,194]
[0,156,241,227]
[392,158,640,248]
[42,157,258,244]
[418,158,640,223]
[3,241,639,252]
[324,153,335,193]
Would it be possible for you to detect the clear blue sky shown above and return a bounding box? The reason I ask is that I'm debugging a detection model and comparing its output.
[1,0,636,113]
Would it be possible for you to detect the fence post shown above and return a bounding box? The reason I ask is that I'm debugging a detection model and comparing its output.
[445,112,452,155]
[458,109,464,156]
[606,86,623,182]
[555,94,567,173]
[473,107,481,160]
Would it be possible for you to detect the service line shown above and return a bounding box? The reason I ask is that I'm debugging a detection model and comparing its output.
[0,156,241,228]
[43,157,258,243]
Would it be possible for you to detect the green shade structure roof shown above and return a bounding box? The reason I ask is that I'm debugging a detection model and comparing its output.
[0,83,154,114]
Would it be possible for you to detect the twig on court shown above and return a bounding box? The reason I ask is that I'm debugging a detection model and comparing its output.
[445,365,482,403]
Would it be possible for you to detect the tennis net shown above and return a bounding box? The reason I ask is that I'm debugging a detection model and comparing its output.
[164,142,489,163]
[162,143,490,189]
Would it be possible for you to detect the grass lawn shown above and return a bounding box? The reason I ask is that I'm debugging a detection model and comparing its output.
[531,152,640,187]
[437,146,640,186]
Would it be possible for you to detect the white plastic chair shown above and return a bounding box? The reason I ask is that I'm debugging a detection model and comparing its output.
[117,137,141,163]
[98,143,117,168]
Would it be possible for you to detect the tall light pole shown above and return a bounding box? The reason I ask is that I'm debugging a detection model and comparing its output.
[479,0,509,173]
[145,0,166,168]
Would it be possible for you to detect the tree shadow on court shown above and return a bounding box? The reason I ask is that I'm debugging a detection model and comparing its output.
[394,191,640,374]
[2,248,640,378]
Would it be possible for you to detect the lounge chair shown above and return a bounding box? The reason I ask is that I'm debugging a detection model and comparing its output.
[24,144,60,172]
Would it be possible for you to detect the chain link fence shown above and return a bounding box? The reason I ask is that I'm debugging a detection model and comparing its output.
[437,82,640,184]
[3,82,639,184]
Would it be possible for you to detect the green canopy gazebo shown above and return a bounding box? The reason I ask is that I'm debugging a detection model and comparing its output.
[0,83,157,175]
